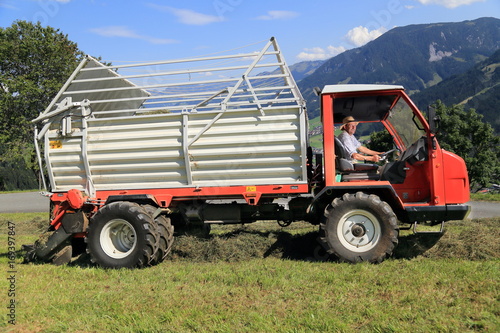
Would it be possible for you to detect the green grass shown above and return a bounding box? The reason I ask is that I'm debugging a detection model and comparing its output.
[1,214,499,332]
[0,190,39,194]
[308,134,323,149]
[470,192,500,202]
[308,116,321,130]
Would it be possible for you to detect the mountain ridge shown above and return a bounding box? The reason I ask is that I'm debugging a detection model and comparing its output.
[296,17,500,120]
[411,48,500,132]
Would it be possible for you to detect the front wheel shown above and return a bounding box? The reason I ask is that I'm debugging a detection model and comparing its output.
[86,202,158,268]
[320,192,399,263]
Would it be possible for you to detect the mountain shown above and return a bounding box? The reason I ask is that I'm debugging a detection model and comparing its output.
[298,17,500,119]
[411,49,500,133]
[288,60,325,82]
[258,59,324,82]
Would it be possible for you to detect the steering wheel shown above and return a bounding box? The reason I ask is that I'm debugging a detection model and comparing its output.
[379,148,400,161]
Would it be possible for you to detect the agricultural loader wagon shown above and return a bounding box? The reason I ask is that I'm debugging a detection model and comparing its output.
[26,37,470,267]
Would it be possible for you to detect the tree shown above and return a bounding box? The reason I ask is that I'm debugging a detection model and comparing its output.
[0,21,84,190]
[366,129,393,153]
[433,101,500,190]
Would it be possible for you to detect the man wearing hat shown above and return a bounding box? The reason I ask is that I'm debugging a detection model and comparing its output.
[337,116,383,163]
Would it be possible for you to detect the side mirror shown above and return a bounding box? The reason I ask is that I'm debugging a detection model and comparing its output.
[427,105,440,134]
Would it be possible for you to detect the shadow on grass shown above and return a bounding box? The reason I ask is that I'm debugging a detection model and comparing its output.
[5,230,450,266]
[393,233,444,259]
[168,228,447,263]
[13,218,499,267]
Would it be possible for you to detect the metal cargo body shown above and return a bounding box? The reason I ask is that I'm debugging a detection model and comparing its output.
[33,38,308,197]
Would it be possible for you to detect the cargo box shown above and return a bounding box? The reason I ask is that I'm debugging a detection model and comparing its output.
[33,38,308,198]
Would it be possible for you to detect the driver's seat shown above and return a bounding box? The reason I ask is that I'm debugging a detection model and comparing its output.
[334,137,380,180]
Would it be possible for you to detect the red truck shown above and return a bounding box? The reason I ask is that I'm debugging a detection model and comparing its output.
[27,38,470,267]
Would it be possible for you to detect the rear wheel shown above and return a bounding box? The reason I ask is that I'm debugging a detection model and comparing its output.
[320,192,399,263]
[86,202,158,268]
[143,205,174,265]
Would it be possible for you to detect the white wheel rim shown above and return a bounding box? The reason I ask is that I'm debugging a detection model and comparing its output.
[100,219,137,259]
[337,210,381,252]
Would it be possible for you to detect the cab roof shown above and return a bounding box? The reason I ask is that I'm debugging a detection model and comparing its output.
[322,84,405,94]
[322,84,407,123]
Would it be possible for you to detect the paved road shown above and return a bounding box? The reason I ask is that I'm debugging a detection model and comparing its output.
[0,192,50,213]
[0,192,499,218]
[466,200,500,219]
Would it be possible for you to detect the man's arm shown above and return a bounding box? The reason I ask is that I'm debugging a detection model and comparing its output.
[358,146,382,156]
[355,146,383,162]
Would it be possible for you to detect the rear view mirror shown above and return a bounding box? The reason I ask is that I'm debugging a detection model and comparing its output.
[427,105,440,134]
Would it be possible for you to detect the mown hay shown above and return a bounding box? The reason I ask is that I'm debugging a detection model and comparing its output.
[11,216,499,264]
[171,219,500,263]
[421,219,500,260]
[170,222,322,262]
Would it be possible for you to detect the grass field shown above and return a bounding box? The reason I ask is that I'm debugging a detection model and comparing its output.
[470,192,500,202]
[1,213,499,332]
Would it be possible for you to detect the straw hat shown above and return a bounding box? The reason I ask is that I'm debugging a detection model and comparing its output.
[340,116,358,130]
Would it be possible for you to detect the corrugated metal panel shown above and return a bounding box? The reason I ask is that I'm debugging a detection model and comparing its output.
[46,108,307,191]
[62,58,150,114]
[86,115,186,190]
[46,135,86,191]
[188,107,303,186]
[57,106,305,191]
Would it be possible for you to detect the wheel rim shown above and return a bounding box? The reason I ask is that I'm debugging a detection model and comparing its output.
[336,210,381,252]
[100,219,137,259]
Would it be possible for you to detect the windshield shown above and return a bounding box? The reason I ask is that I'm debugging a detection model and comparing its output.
[387,97,426,149]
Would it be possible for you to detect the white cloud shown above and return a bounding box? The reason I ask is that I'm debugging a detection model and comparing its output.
[0,1,17,9]
[344,26,387,47]
[89,26,176,45]
[256,10,299,20]
[414,0,485,8]
[297,45,347,61]
[149,4,223,25]
[296,25,389,61]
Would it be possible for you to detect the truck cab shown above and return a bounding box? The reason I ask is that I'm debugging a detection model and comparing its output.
[311,84,470,263]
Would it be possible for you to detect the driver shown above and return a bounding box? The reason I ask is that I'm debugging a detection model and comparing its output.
[338,116,384,163]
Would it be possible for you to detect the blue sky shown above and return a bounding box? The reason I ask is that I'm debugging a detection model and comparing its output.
[0,0,498,65]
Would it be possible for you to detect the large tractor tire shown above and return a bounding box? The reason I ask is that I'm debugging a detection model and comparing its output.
[320,192,399,263]
[86,201,158,268]
[143,205,174,265]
